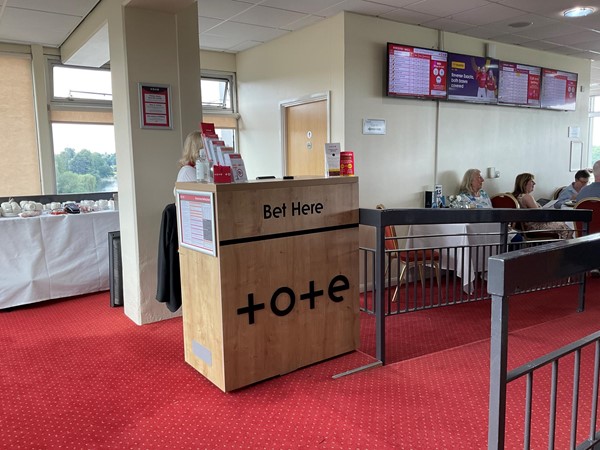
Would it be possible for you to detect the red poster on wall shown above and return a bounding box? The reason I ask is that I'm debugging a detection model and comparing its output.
[138,83,172,129]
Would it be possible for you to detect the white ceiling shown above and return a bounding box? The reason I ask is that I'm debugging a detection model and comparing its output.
[0,0,599,91]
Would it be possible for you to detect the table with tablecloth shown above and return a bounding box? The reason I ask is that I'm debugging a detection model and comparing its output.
[0,210,120,309]
[405,222,507,293]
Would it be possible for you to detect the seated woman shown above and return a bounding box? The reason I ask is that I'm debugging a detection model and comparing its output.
[512,172,573,239]
[457,168,492,208]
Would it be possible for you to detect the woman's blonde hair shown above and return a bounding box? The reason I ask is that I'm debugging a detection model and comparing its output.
[512,173,535,197]
[179,131,204,167]
[458,169,480,195]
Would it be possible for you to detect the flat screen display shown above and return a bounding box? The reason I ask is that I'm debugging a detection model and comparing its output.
[447,53,499,104]
[498,61,541,107]
[540,68,578,111]
[386,42,447,99]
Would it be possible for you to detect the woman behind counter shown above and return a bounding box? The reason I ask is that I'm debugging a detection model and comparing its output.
[458,168,492,208]
[176,131,204,182]
[512,172,573,239]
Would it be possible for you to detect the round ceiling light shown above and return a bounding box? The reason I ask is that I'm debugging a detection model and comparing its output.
[563,7,596,17]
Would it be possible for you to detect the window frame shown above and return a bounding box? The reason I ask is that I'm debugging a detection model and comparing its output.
[47,58,117,195]
[49,59,113,110]
[201,69,237,114]
[589,95,600,170]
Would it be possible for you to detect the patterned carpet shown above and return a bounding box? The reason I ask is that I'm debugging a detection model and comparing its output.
[1,279,600,448]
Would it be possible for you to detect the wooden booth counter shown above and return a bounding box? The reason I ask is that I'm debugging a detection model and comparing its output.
[175,177,359,392]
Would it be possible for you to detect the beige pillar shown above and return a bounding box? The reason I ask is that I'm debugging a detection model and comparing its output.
[62,0,202,324]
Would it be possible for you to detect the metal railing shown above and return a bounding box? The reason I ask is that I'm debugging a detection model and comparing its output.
[487,234,600,449]
[359,207,592,363]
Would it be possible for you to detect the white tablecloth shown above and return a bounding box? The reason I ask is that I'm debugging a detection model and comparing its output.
[405,222,505,292]
[0,210,120,309]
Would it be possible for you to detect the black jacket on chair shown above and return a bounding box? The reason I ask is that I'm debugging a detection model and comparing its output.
[156,203,182,312]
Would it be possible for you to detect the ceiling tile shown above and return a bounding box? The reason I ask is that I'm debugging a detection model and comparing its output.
[316,0,398,18]
[495,0,591,16]
[488,33,536,45]
[459,26,499,39]
[260,0,343,15]
[451,3,532,26]
[228,40,263,52]
[477,13,558,37]
[403,0,489,17]
[560,14,600,30]
[199,33,247,50]
[575,40,600,52]
[420,17,474,33]
[519,39,562,51]
[6,0,99,17]
[511,22,581,40]
[367,0,421,7]
[205,20,289,42]
[196,0,253,20]
[380,8,438,25]
[198,16,224,32]
[0,7,80,47]
[231,5,307,28]
[571,50,600,59]
[544,45,584,55]
[282,15,324,32]
[550,30,600,46]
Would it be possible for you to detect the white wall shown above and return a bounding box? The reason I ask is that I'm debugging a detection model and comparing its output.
[200,50,235,72]
[235,14,345,179]
[233,12,591,210]
[343,13,590,208]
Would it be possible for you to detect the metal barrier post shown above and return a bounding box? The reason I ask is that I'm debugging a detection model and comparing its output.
[375,224,386,363]
[488,292,509,450]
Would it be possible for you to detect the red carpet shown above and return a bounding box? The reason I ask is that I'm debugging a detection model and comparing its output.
[1,279,600,448]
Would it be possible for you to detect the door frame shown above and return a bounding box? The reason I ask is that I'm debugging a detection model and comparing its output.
[280,91,331,176]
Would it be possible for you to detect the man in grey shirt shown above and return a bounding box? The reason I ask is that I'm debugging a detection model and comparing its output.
[555,169,590,208]
[576,161,600,201]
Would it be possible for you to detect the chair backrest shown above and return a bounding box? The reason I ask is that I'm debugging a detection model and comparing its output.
[376,203,399,251]
[553,186,567,200]
[490,193,519,209]
[573,197,600,236]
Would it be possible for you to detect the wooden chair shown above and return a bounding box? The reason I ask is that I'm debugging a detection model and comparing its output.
[573,197,600,237]
[376,204,440,302]
[490,193,519,209]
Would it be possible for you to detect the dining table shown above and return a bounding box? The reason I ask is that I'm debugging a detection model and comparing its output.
[0,210,120,309]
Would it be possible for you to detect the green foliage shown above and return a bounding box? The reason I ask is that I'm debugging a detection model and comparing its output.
[55,148,116,194]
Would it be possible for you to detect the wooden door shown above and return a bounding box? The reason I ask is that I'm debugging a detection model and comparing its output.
[285,100,327,176]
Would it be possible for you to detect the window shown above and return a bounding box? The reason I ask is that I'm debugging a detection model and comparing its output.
[50,62,116,194]
[589,96,600,171]
[0,53,40,197]
[201,70,239,152]
[52,65,112,102]
[201,71,235,112]
[52,123,116,194]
